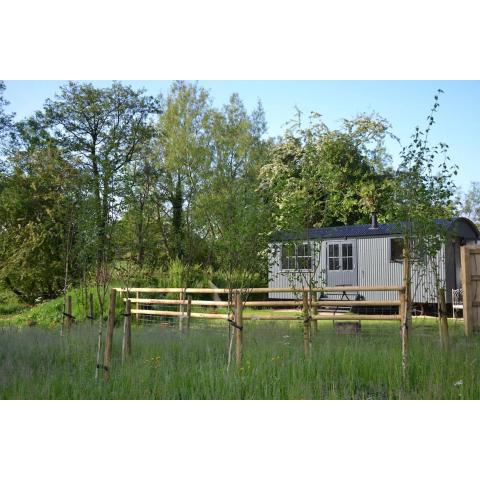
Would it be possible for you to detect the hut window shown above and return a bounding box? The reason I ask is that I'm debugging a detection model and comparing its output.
[342,243,353,270]
[390,238,404,262]
[328,244,340,270]
[281,243,312,270]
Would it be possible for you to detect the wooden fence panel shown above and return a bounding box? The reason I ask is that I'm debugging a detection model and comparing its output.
[461,245,480,335]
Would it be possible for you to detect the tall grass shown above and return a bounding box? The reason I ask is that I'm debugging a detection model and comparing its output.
[0,320,478,399]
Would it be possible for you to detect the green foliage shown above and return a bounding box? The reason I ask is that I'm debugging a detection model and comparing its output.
[213,269,264,289]
[155,259,212,289]
[0,146,84,302]
[151,81,213,262]
[42,81,161,264]
[119,83,272,283]
[0,287,26,315]
[259,112,395,232]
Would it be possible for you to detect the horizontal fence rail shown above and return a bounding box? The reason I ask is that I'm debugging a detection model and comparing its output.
[130,309,230,320]
[123,298,400,307]
[115,285,406,325]
[116,285,405,294]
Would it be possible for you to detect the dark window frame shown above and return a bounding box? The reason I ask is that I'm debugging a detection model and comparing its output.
[281,242,313,271]
[342,243,354,271]
[390,237,404,263]
[328,243,340,271]
[328,241,354,271]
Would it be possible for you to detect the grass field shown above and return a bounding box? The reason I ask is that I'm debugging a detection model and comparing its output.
[1,317,478,399]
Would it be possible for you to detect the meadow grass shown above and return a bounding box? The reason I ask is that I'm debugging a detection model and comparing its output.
[0,319,478,399]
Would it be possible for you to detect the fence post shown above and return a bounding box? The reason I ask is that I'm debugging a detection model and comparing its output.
[235,291,243,367]
[186,295,192,330]
[311,291,318,335]
[399,287,408,380]
[460,245,472,336]
[438,287,449,350]
[89,292,94,326]
[65,295,73,330]
[303,291,311,358]
[135,291,140,324]
[179,289,185,332]
[104,288,117,381]
[122,298,132,363]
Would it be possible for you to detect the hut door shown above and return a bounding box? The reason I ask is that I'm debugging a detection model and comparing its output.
[325,240,358,287]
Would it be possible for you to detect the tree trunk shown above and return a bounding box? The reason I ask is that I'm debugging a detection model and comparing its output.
[171,174,184,260]
[137,200,145,266]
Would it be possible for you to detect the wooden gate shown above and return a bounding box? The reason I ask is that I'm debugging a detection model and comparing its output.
[460,245,480,335]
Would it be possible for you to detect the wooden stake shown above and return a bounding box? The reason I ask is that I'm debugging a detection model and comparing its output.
[186,295,192,330]
[65,295,73,330]
[104,289,117,381]
[179,289,185,332]
[311,291,318,335]
[135,291,140,324]
[235,292,243,367]
[122,298,132,363]
[403,251,412,335]
[94,293,103,381]
[400,288,408,380]
[438,287,449,350]
[89,292,94,327]
[303,292,311,358]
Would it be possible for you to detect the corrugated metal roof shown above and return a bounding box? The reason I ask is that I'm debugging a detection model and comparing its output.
[276,217,479,241]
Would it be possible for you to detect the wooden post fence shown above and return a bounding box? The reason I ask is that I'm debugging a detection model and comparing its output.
[122,298,132,363]
[104,289,117,381]
[461,245,480,336]
[117,285,407,367]
[235,292,243,367]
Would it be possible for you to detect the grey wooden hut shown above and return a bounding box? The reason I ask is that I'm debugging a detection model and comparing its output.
[268,216,480,305]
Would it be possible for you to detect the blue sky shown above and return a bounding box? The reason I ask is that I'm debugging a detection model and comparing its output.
[3,80,479,191]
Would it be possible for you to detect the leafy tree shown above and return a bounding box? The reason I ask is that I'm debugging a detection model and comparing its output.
[258,112,395,232]
[150,81,213,265]
[0,146,84,302]
[194,94,271,284]
[41,81,160,263]
[388,90,458,339]
[118,142,164,268]
[390,90,458,254]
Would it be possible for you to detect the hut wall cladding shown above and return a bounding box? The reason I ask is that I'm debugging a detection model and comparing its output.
[268,237,446,302]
